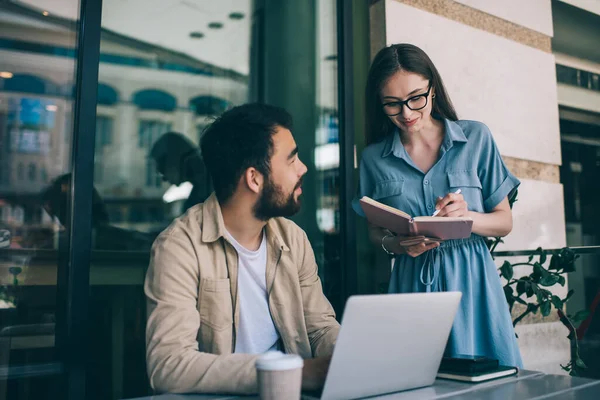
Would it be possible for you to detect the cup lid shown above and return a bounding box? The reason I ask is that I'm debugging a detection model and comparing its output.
[255,351,304,371]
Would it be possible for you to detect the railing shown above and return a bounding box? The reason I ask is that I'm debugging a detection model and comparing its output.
[493,246,600,257]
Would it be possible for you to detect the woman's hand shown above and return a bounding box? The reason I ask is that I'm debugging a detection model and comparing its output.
[383,235,440,257]
[435,192,469,218]
[435,194,514,237]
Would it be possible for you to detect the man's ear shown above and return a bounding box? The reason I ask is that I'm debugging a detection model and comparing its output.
[243,167,264,194]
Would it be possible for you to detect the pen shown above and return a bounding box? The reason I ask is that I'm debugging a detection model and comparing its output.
[431,189,462,217]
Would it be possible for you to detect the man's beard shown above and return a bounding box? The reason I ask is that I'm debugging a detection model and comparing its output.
[253,176,302,221]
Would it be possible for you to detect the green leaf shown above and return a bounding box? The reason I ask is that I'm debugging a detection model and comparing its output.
[551,295,563,310]
[507,299,515,311]
[540,301,552,317]
[564,289,575,302]
[538,262,551,277]
[516,280,528,296]
[558,248,578,273]
[576,358,587,369]
[535,289,545,304]
[514,296,528,305]
[571,310,591,324]
[536,247,547,265]
[500,261,513,281]
[540,275,560,287]
[508,189,518,208]
[529,303,539,314]
[558,275,566,286]
[563,260,576,273]
[548,255,560,271]
[526,285,534,298]
[532,263,543,280]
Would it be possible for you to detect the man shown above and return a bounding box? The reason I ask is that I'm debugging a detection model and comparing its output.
[150,131,209,212]
[145,103,340,394]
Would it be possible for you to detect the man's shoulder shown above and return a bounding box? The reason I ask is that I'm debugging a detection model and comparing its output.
[156,203,204,242]
[269,217,308,248]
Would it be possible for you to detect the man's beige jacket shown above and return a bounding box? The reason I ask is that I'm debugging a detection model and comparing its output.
[145,193,340,394]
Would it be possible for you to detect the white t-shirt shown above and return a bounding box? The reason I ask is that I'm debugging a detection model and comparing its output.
[226,230,280,354]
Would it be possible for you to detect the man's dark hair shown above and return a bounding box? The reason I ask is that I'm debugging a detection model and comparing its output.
[200,103,293,203]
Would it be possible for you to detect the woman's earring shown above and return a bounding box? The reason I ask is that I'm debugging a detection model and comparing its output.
[432,94,436,99]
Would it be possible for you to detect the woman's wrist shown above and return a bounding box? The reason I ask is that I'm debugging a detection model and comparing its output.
[381,234,396,255]
[382,234,407,255]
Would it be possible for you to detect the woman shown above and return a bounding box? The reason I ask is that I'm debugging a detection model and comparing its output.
[353,43,523,367]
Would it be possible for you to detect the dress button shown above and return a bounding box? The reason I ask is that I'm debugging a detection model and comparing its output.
[427,204,433,210]
[424,180,429,185]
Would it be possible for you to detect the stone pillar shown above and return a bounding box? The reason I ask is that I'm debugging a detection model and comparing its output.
[114,103,137,186]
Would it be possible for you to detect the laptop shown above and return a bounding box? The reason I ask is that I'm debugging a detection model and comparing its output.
[318,292,462,400]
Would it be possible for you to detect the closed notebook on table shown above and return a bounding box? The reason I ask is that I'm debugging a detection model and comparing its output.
[437,365,519,383]
[439,355,499,373]
[358,196,473,240]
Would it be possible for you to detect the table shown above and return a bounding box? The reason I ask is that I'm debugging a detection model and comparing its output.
[0,249,148,286]
[125,370,600,399]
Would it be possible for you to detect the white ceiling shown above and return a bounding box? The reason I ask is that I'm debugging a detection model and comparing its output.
[16,0,252,74]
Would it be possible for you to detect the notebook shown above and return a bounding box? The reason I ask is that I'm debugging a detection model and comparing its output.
[359,196,473,240]
[436,365,519,383]
[439,355,499,373]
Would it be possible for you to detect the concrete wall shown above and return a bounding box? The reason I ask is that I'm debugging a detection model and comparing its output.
[453,0,553,36]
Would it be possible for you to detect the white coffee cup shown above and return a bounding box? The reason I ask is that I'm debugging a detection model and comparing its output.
[256,351,303,400]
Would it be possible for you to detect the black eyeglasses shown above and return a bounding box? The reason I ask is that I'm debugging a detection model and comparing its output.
[381,84,432,116]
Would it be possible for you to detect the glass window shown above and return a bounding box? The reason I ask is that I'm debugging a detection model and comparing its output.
[17,163,24,180]
[108,206,123,223]
[138,120,171,188]
[0,0,80,398]
[556,64,579,86]
[2,164,10,185]
[544,2,600,378]
[556,64,600,93]
[138,120,170,149]
[28,163,36,181]
[145,156,159,188]
[89,0,341,398]
[94,116,114,184]
[560,117,600,247]
[96,116,113,146]
[40,167,48,183]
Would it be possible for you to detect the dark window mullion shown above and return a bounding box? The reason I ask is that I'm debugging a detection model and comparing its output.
[55,0,103,399]
[337,0,358,307]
